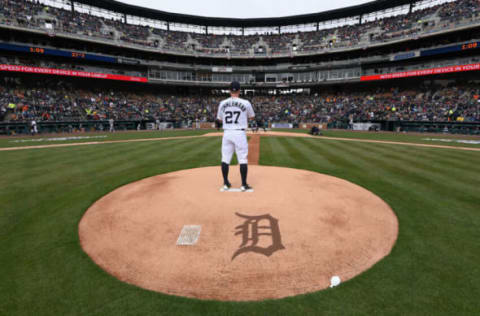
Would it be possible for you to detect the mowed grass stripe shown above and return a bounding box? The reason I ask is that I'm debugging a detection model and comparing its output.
[261,137,340,171]
[2,139,215,223]
[267,137,326,170]
[293,138,368,178]
[278,137,337,170]
[340,140,480,197]
[260,137,297,165]
[0,138,196,186]
[371,140,480,172]
[325,140,479,209]
[1,137,220,237]
[3,137,219,189]
[0,139,200,229]
[267,138,441,211]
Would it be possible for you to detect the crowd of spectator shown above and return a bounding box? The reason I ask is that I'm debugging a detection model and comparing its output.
[191,32,225,49]
[55,7,106,39]
[298,29,336,51]
[439,0,480,23]
[306,84,480,123]
[0,0,43,28]
[228,35,260,53]
[1,0,479,56]
[0,78,85,122]
[1,77,479,125]
[262,32,297,54]
[152,28,189,51]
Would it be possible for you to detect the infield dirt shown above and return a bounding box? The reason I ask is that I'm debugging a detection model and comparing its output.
[248,134,260,165]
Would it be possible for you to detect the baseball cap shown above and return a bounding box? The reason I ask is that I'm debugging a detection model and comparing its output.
[230,81,241,92]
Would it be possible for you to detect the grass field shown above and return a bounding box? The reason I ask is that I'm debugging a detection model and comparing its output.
[0,131,479,315]
[0,130,211,148]
[1,128,479,149]
[275,129,480,148]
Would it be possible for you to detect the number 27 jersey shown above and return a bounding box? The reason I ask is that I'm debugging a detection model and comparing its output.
[217,97,255,130]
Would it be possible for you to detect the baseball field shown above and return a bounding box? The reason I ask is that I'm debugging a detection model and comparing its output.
[0,129,479,315]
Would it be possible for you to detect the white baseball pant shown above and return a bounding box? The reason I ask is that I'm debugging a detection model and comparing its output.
[221,130,248,164]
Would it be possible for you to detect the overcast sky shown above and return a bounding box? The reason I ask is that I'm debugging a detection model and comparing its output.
[117,0,372,19]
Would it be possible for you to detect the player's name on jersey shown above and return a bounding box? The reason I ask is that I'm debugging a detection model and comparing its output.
[222,101,247,112]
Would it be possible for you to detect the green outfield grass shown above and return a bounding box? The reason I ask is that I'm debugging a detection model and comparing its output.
[0,131,478,315]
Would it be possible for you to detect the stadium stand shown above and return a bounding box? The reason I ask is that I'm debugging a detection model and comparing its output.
[0,0,479,135]
[1,76,478,125]
[0,0,479,56]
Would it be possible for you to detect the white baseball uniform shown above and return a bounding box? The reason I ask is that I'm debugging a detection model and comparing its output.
[217,97,255,164]
[109,118,114,132]
[31,120,38,134]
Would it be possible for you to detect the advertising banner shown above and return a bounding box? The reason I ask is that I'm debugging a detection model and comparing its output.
[271,123,293,129]
[0,42,117,63]
[0,64,148,82]
[353,123,381,131]
[361,63,480,81]
[390,51,419,61]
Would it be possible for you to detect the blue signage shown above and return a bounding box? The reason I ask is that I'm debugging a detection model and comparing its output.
[0,42,117,63]
[421,42,480,57]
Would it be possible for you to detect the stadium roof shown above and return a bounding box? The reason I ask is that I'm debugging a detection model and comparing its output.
[73,0,420,28]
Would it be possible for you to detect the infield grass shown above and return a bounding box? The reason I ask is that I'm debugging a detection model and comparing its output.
[0,132,478,315]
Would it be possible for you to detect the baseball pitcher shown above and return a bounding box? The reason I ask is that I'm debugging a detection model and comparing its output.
[217,81,255,192]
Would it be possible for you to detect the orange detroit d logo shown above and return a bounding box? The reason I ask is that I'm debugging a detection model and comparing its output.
[232,212,285,260]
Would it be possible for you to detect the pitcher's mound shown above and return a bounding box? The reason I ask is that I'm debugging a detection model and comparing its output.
[79,166,398,301]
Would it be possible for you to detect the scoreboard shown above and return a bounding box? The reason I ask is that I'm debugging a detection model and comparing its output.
[0,42,117,63]
[461,42,478,51]
[421,41,480,57]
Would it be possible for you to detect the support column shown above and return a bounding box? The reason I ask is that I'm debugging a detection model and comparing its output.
[124,13,127,24]
[71,1,75,14]
[359,14,363,25]
[167,22,170,31]
[409,3,413,14]
[317,22,319,31]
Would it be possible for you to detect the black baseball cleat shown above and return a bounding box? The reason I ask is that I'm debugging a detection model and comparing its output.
[222,182,232,191]
[241,184,252,192]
